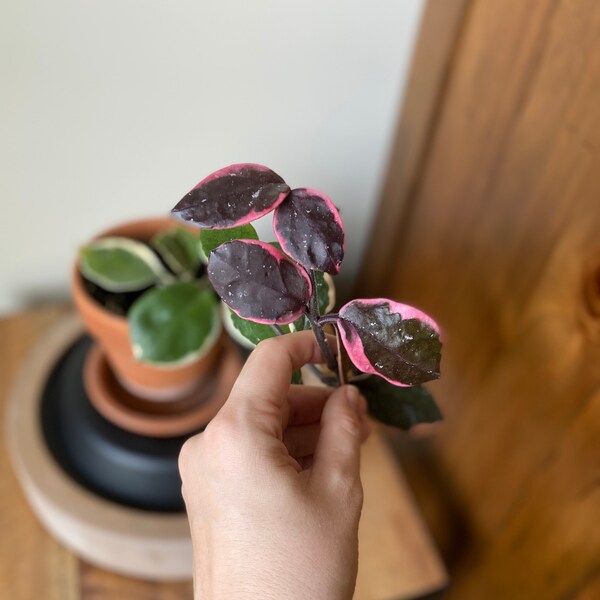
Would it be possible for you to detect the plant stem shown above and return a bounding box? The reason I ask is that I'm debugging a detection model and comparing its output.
[306,308,338,377]
[318,313,339,326]
[304,270,339,382]
[333,325,348,386]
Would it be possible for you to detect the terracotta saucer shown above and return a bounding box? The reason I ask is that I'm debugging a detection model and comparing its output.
[84,340,244,438]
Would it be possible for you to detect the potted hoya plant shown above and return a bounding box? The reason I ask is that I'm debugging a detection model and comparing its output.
[8,163,443,582]
[58,163,442,516]
[74,217,225,403]
[73,162,441,449]
[170,163,443,430]
[73,217,335,396]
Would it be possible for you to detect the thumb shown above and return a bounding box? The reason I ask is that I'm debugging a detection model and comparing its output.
[309,385,364,494]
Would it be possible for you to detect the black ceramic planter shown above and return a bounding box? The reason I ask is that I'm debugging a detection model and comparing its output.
[41,336,193,513]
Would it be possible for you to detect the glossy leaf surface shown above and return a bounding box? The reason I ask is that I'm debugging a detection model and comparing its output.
[273,188,345,274]
[151,227,200,278]
[208,240,312,325]
[338,298,441,386]
[80,237,166,292]
[199,223,258,263]
[129,281,220,364]
[172,164,290,229]
[355,376,442,430]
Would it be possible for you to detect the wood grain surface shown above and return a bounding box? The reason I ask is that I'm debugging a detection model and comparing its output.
[1,307,446,599]
[358,0,469,296]
[361,0,600,597]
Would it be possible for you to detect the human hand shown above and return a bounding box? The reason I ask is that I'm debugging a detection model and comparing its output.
[179,331,370,600]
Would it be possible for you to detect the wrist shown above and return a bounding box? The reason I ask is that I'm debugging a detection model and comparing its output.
[194,553,355,600]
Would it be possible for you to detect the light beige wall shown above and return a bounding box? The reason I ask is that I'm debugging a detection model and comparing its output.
[0,0,424,314]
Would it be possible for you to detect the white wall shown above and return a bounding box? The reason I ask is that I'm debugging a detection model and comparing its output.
[0,0,424,315]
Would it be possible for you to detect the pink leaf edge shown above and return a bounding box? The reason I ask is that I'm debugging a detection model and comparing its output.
[273,187,345,274]
[175,163,290,229]
[338,298,441,387]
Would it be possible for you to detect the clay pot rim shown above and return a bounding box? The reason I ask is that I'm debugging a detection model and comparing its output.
[84,340,243,438]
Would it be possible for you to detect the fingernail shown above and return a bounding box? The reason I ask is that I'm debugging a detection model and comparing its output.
[346,385,359,411]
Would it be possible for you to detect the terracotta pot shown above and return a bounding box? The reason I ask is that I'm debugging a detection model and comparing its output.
[83,339,243,437]
[72,216,224,402]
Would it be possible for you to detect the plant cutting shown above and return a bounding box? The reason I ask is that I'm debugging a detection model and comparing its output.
[172,163,443,429]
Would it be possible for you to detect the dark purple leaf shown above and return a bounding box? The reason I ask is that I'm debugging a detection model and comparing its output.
[207,240,312,325]
[354,376,442,430]
[172,164,290,229]
[338,298,441,386]
[273,188,345,274]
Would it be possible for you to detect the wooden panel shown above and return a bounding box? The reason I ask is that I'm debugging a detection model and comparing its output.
[357,0,470,295]
[368,0,600,597]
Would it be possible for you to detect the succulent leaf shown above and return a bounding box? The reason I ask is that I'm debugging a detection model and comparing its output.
[199,223,259,263]
[354,376,442,430]
[338,298,441,386]
[208,240,312,325]
[80,237,166,292]
[151,227,201,278]
[129,281,220,364]
[221,303,290,348]
[273,188,344,274]
[172,164,290,229]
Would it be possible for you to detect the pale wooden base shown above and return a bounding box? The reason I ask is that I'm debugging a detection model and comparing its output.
[6,313,193,581]
[4,310,447,597]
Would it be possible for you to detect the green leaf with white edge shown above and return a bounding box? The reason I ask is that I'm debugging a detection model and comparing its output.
[80,237,167,292]
[199,224,259,263]
[354,375,442,430]
[129,281,221,364]
[221,303,290,349]
[221,303,302,382]
[151,227,201,278]
[315,271,335,314]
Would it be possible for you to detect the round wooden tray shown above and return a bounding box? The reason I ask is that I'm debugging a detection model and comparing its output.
[6,313,194,581]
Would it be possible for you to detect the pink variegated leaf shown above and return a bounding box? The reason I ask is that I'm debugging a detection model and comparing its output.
[337,298,441,386]
[172,164,290,229]
[273,188,345,274]
[207,240,312,325]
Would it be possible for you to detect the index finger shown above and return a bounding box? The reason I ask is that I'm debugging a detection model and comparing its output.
[220,331,334,437]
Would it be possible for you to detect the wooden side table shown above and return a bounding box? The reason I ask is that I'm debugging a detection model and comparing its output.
[0,306,447,599]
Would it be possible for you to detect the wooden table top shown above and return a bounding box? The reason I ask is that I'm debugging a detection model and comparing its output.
[0,306,447,599]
